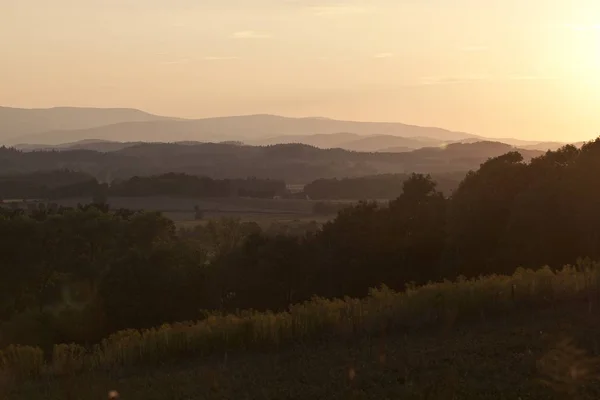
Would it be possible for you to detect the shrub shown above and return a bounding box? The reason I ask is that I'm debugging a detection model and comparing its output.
[0,345,44,378]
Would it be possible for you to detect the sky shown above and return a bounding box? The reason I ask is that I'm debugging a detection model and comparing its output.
[1,0,599,141]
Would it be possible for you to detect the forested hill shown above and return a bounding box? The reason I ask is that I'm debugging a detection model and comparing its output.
[0,141,543,183]
[0,139,599,349]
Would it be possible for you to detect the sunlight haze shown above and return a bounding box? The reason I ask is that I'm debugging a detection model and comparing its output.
[1,0,599,141]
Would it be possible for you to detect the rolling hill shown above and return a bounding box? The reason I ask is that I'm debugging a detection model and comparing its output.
[0,140,544,184]
[2,107,579,152]
[12,139,142,152]
[2,110,480,145]
[0,106,171,142]
[248,133,442,151]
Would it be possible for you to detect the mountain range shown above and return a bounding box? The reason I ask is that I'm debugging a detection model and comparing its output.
[0,106,576,152]
[0,140,546,184]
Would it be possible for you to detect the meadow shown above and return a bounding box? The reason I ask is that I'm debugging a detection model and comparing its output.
[4,262,600,399]
[8,305,598,400]
[55,196,317,216]
[50,195,338,231]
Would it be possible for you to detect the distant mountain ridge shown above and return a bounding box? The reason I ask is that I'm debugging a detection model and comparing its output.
[4,113,479,146]
[14,136,578,154]
[0,106,577,151]
[0,106,172,142]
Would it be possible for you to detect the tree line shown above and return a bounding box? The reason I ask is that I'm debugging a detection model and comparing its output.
[304,172,464,199]
[0,171,286,200]
[1,139,599,350]
[0,170,465,202]
[109,173,286,198]
[0,140,542,184]
[214,139,600,308]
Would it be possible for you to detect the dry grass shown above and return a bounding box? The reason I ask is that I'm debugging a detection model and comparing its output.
[9,302,600,399]
[2,262,600,382]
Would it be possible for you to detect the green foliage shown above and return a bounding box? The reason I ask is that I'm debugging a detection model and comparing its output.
[179,218,261,261]
[109,173,286,198]
[193,205,204,220]
[312,201,351,215]
[305,172,463,200]
[306,174,447,298]
[0,345,44,378]
[0,170,287,201]
[0,206,206,344]
[99,240,207,332]
[264,220,321,236]
[446,139,600,276]
[0,170,98,200]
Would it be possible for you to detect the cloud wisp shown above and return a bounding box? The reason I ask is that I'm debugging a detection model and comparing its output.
[203,56,240,61]
[419,74,557,86]
[231,31,271,39]
[459,45,489,52]
[506,75,557,81]
[373,53,394,58]
[565,23,600,32]
[159,59,191,65]
[419,75,491,85]
[310,4,368,17]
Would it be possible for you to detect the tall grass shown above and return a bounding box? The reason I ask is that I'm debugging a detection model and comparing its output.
[2,261,600,379]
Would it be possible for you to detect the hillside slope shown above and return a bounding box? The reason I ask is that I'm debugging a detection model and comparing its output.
[249,133,442,151]
[0,141,543,183]
[9,265,600,400]
[0,106,170,142]
[12,304,595,400]
[4,114,479,145]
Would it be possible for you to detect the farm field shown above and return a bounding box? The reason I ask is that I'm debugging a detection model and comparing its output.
[55,196,318,215]
[8,301,600,400]
[174,213,332,230]
[52,196,338,227]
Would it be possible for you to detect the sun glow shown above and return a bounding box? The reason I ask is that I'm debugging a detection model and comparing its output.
[560,23,600,86]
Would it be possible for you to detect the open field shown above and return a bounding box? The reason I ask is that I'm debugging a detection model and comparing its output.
[53,196,338,227]
[7,302,600,400]
[5,265,600,399]
[174,213,332,230]
[56,196,318,215]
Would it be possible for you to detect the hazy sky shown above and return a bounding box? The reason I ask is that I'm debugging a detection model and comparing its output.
[1,0,599,141]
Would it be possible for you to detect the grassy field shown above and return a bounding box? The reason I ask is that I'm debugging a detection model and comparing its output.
[7,302,600,400]
[54,196,337,227]
[174,213,332,230]
[5,265,600,399]
[56,196,318,215]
